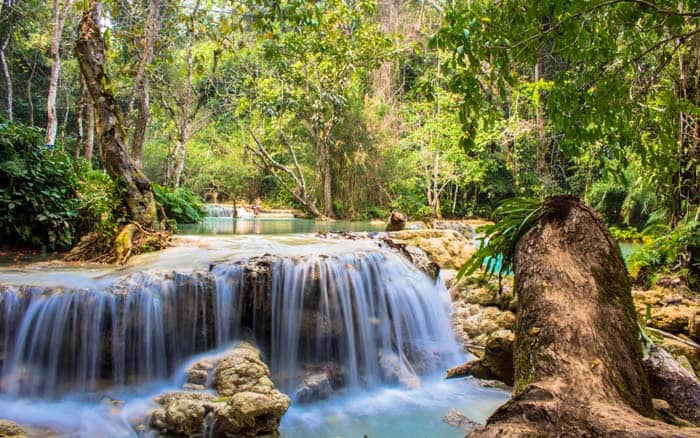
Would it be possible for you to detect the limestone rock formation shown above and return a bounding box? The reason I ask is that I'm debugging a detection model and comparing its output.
[390,229,475,269]
[149,343,290,437]
[0,420,26,438]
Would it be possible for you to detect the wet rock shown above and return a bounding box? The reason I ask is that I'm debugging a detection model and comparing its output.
[215,343,274,396]
[0,420,26,437]
[644,345,700,425]
[150,392,223,436]
[150,343,290,437]
[390,229,475,269]
[378,351,421,389]
[185,358,215,388]
[295,372,334,403]
[386,211,407,232]
[446,330,514,386]
[442,409,480,431]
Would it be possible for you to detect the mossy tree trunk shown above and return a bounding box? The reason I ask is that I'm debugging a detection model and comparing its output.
[75,1,156,228]
[471,196,699,437]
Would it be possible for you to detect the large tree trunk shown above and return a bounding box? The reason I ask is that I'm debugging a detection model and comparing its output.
[470,196,699,437]
[45,0,73,146]
[75,1,156,227]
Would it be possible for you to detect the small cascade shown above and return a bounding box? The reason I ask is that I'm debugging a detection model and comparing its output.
[203,204,236,218]
[0,251,461,399]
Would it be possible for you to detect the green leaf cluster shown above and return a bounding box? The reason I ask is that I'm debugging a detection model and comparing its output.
[153,184,207,225]
[0,120,79,250]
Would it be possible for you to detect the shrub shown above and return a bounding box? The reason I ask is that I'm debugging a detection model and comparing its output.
[153,184,206,224]
[0,120,79,250]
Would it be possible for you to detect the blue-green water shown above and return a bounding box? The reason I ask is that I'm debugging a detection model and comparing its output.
[178,217,387,235]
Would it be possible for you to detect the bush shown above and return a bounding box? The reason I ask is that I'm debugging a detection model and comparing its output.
[628,219,700,289]
[153,184,206,224]
[0,120,80,250]
[75,165,123,238]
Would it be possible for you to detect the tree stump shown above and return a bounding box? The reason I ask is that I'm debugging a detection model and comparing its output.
[470,196,699,437]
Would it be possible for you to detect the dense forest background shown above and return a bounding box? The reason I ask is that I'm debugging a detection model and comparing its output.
[0,0,698,284]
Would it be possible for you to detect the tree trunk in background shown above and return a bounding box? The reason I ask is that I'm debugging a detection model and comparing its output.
[75,79,84,161]
[470,196,698,437]
[373,0,400,102]
[26,55,37,126]
[170,0,200,188]
[0,35,11,122]
[321,143,334,218]
[85,92,95,164]
[75,0,156,227]
[128,0,162,168]
[0,0,12,123]
[45,0,73,146]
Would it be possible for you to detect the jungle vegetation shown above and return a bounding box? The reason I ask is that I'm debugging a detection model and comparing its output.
[0,0,697,284]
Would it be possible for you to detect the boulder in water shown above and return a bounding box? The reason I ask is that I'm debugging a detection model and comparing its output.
[386,211,407,232]
[294,372,334,403]
[150,343,290,437]
[0,420,26,438]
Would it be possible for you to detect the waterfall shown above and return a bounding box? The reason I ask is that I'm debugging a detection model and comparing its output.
[0,252,461,399]
[203,204,235,218]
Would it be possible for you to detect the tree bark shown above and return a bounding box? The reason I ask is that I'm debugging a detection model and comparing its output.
[75,1,156,227]
[85,94,95,163]
[470,196,699,437]
[0,33,11,122]
[45,0,73,146]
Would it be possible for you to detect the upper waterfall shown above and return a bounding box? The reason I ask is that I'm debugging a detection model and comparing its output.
[0,250,462,399]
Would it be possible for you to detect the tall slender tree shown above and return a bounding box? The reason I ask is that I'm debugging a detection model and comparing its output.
[45,0,73,146]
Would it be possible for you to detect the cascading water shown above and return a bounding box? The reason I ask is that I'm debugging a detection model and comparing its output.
[0,251,460,401]
[0,242,509,437]
[203,204,236,218]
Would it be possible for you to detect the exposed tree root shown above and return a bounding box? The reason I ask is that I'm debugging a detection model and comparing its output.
[65,222,171,264]
[469,197,700,437]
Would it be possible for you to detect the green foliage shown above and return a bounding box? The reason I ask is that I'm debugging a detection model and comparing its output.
[609,226,645,243]
[75,166,123,238]
[153,184,207,224]
[458,197,544,280]
[0,120,79,250]
[628,219,700,288]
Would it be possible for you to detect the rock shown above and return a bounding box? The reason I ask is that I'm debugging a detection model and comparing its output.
[644,345,700,426]
[446,360,496,381]
[185,358,215,388]
[215,343,274,396]
[480,330,515,386]
[378,351,421,389]
[632,288,700,336]
[430,220,475,239]
[150,392,223,436]
[442,409,480,431]
[212,390,291,436]
[446,330,514,386]
[386,211,407,232]
[390,229,475,269]
[0,420,26,437]
[294,372,334,403]
[451,303,516,347]
[150,343,290,437]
